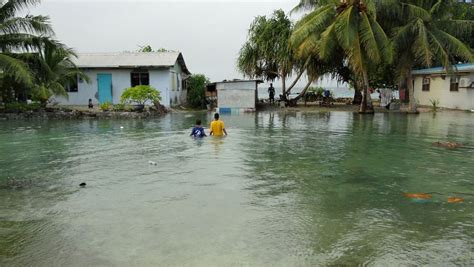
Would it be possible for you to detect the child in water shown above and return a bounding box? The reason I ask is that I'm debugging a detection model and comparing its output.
[190,119,207,138]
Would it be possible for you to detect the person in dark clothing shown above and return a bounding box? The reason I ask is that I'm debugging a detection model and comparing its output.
[88,98,93,109]
[190,119,207,138]
[268,83,275,103]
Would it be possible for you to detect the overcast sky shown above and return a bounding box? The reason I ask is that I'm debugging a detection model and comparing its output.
[28,0,304,84]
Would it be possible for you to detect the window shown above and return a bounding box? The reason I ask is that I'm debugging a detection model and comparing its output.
[65,76,78,92]
[422,77,430,91]
[450,77,459,92]
[130,72,149,87]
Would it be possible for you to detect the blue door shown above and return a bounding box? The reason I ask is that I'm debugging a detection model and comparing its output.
[97,74,112,103]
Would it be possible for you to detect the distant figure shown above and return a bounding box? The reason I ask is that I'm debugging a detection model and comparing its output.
[323,89,330,99]
[209,113,227,136]
[268,83,275,103]
[190,119,207,138]
[88,98,93,109]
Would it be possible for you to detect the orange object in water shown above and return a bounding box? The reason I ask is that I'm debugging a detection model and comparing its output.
[404,193,432,199]
[447,197,464,203]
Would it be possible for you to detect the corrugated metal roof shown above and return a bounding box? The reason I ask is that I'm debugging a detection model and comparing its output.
[73,52,190,74]
[412,63,474,75]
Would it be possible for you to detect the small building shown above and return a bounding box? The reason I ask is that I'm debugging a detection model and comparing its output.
[209,79,262,113]
[412,63,474,110]
[56,52,191,107]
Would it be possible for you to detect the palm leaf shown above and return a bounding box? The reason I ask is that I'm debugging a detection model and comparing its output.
[0,53,32,84]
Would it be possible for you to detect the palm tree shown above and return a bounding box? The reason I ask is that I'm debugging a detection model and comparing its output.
[0,0,53,86]
[388,0,473,113]
[292,0,392,113]
[28,40,89,106]
[237,9,310,102]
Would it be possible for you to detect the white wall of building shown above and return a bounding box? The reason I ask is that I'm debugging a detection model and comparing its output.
[55,68,176,107]
[414,74,474,110]
[216,81,257,109]
[169,61,187,106]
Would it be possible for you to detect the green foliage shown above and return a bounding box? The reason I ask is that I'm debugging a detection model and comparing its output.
[4,102,41,112]
[31,85,51,106]
[429,98,440,112]
[99,102,112,111]
[237,9,295,81]
[112,103,132,112]
[0,0,54,86]
[120,85,161,105]
[137,45,176,53]
[34,41,89,100]
[138,45,153,52]
[186,74,210,108]
[304,86,324,102]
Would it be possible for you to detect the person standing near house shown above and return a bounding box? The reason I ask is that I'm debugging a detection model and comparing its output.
[209,113,227,136]
[268,83,275,103]
[190,119,206,138]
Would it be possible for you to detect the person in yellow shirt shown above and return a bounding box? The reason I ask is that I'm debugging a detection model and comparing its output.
[209,113,227,136]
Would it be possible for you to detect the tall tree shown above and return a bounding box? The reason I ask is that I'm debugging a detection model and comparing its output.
[237,9,309,101]
[387,0,473,113]
[27,41,89,106]
[292,0,392,113]
[0,0,53,85]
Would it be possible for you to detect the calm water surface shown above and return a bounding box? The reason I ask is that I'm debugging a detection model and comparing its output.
[0,111,473,266]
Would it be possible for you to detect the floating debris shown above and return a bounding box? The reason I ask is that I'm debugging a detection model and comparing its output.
[432,141,462,149]
[404,193,432,199]
[148,161,157,165]
[447,197,464,203]
[79,182,86,187]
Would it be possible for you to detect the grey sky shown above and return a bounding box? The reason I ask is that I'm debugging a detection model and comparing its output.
[29,0,300,83]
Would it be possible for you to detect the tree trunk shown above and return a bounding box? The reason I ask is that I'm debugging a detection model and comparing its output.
[281,70,286,102]
[287,79,314,106]
[359,69,374,114]
[352,89,362,105]
[285,58,311,96]
[407,74,418,113]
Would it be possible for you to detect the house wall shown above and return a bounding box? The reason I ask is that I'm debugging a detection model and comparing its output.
[413,73,474,110]
[216,81,257,109]
[55,68,173,107]
[169,61,187,106]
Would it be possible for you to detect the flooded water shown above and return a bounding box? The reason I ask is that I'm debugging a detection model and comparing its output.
[1,111,473,266]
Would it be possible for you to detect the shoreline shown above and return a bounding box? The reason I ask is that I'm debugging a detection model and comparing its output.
[0,103,470,120]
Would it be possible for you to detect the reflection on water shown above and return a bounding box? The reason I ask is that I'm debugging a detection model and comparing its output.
[0,111,473,266]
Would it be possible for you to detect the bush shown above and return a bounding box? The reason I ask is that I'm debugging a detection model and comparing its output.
[31,85,52,107]
[120,85,161,105]
[429,98,440,112]
[112,103,133,112]
[4,102,42,112]
[186,74,210,108]
[100,102,112,111]
[304,86,325,102]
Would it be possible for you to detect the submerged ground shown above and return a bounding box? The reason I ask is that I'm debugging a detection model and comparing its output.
[0,111,473,266]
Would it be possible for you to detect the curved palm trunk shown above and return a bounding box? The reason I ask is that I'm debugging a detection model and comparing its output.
[287,78,314,106]
[359,69,374,114]
[406,74,418,113]
[281,70,286,102]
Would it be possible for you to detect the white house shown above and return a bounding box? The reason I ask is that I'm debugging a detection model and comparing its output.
[412,63,474,110]
[56,52,191,107]
[210,79,262,113]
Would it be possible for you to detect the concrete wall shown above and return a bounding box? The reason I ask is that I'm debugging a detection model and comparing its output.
[55,68,176,107]
[216,81,257,109]
[414,73,474,110]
